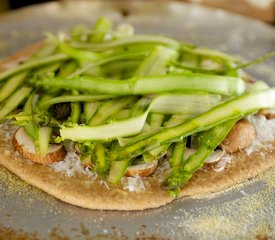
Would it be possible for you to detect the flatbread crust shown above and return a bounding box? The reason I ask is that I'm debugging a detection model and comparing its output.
[0,126,274,210]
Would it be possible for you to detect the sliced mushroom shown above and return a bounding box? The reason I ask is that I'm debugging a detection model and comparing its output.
[184,148,225,164]
[125,161,158,177]
[258,108,275,119]
[13,127,66,164]
[220,119,256,154]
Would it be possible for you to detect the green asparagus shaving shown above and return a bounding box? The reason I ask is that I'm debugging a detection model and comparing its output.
[70,34,181,51]
[231,51,275,70]
[30,39,57,59]
[60,108,150,141]
[110,88,275,161]
[169,139,187,168]
[94,142,109,177]
[68,51,146,78]
[108,160,130,184]
[150,93,222,114]
[83,101,100,124]
[38,126,52,156]
[134,45,178,76]
[149,113,165,129]
[88,97,135,126]
[69,102,81,123]
[130,97,151,117]
[58,61,78,77]
[163,119,238,196]
[31,73,245,96]
[0,87,32,120]
[181,45,239,64]
[34,62,63,76]
[89,16,112,43]
[23,122,37,141]
[39,95,115,109]
[0,54,68,82]
[0,71,29,102]
[59,41,103,61]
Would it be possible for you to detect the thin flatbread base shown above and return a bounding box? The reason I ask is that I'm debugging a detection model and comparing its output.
[0,126,274,210]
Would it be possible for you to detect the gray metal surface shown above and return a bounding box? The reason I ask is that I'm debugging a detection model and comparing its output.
[0,1,275,239]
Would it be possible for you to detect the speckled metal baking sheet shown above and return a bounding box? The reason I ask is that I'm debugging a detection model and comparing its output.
[0,1,274,239]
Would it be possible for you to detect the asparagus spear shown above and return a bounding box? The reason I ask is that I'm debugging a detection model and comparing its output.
[30,73,245,96]
[109,88,275,161]
[163,119,238,196]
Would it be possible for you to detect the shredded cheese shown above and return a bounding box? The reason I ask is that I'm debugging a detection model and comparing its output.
[121,176,146,193]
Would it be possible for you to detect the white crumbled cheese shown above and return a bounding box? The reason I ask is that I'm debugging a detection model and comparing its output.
[246,115,275,155]
[50,151,97,179]
[212,154,234,172]
[121,176,146,193]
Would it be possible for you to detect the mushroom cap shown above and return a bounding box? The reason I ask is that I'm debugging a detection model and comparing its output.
[13,127,66,164]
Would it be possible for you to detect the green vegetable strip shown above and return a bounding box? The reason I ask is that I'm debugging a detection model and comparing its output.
[39,95,115,108]
[34,62,62,76]
[30,40,57,59]
[58,61,78,77]
[134,45,178,76]
[94,142,109,177]
[38,126,52,156]
[150,94,222,115]
[84,101,100,124]
[70,34,181,50]
[31,73,245,96]
[130,97,151,117]
[108,160,130,184]
[24,122,38,142]
[164,119,238,195]
[181,45,239,64]
[0,87,32,120]
[89,16,112,43]
[169,139,187,168]
[110,88,275,161]
[68,52,146,78]
[88,97,135,126]
[134,45,179,163]
[0,71,29,102]
[0,54,68,82]
[60,109,150,141]
[69,102,81,123]
[59,41,103,61]
[149,113,165,129]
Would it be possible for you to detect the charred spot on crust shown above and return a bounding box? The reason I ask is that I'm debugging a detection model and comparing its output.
[51,103,71,121]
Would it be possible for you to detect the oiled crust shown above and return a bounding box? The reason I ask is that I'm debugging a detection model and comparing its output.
[0,128,275,210]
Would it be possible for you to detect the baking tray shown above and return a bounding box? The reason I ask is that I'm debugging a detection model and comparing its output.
[0,1,275,239]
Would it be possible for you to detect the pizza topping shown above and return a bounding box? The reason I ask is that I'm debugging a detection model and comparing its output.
[258,108,275,119]
[220,119,256,154]
[125,161,158,177]
[13,127,66,164]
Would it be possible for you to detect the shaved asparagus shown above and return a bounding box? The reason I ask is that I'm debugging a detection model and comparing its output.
[163,119,238,195]
[0,54,68,82]
[0,87,32,120]
[70,34,181,50]
[110,88,275,161]
[31,73,245,96]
